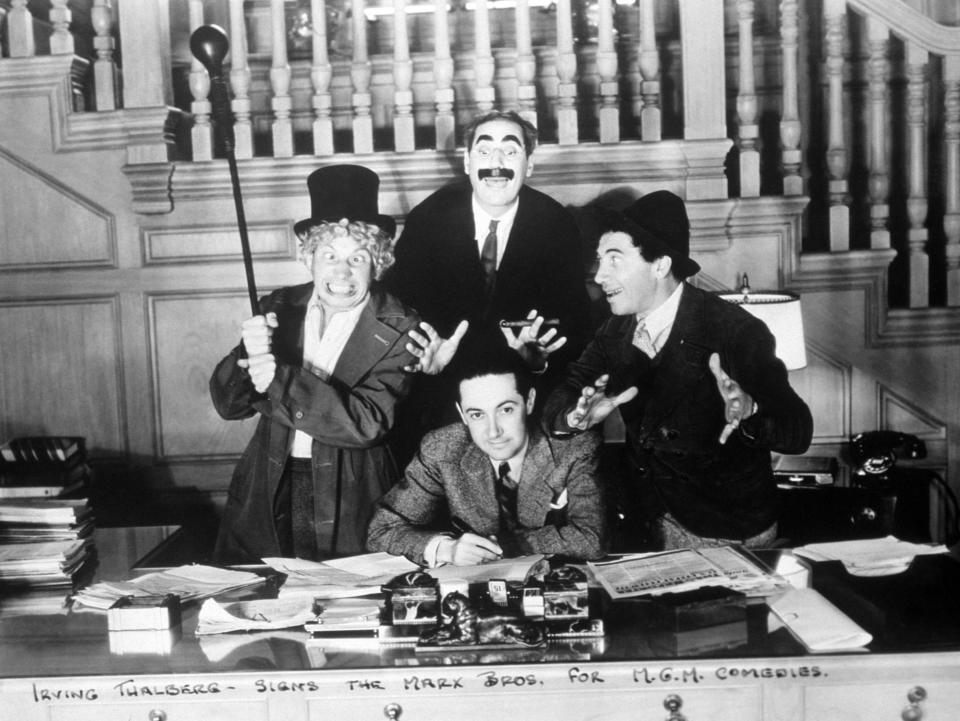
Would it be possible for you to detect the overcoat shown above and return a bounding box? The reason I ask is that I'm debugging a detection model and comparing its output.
[210,283,419,563]
[543,284,813,540]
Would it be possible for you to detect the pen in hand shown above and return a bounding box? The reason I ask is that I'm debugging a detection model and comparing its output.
[450,516,503,560]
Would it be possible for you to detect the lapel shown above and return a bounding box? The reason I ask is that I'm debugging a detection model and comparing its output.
[640,284,715,431]
[331,290,405,388]
[459,440,498,516]
[517,430,560,524]
[496,187,533,282]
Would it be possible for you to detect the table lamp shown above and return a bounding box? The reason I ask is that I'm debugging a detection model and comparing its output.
[717,274,807,370]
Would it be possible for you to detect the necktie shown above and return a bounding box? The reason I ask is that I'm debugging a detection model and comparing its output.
[633,321,657,358]
[495,461,519,538]
[480,219,499,294]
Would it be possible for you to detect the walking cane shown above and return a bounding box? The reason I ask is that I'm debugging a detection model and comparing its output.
[190,24,259,316]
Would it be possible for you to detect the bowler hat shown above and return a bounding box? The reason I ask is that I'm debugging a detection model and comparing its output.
[601,190,700,278]
[293,164,396,238]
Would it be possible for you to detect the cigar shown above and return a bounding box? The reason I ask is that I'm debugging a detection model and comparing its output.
[499,318,560,328]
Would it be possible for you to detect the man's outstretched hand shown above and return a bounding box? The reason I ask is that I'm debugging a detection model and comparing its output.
[709,352,756,444]
[565,374,638,431]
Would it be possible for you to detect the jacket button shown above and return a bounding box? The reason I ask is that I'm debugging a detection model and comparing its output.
[295,411,304,420]
[636,466,647,476]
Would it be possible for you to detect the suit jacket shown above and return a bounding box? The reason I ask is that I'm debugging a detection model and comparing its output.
[384,179,591,350]
[210,284,419,563]
[543,283,813,540]
[365,423,606,563]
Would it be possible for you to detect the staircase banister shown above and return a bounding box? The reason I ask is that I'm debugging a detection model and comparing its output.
[847,0,960,55]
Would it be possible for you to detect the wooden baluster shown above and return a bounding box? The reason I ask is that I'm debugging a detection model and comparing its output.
[310,0,335,156]
[393,0,415,152]
[8,0,35,58]
[555,0,578,144]
[351,0,374,154]
[779,0,801,195]
[736,0,759,197]
[270,0,294,158]
[945,55,960,306]
[228,0,254,159]
[824,0,849,251]
[473,0,496,114]
[433,0,455,150]
[906,42,930,308]
[637,0,660,141]
[188,0,214,161]
[91,0,118,111]
[866,17,890,249]
[49,0,74,55]
[596,0,618,143]
[515,0,537,127]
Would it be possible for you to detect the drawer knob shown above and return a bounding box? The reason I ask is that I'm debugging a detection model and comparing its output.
[901,686,927,721]
[384,702,403,720]
[663,693,687,721]
[147,711,167,721]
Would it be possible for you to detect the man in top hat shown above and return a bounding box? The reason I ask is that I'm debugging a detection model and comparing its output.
[542,190,813,550]
[210,164,421,564]
[382,110,592,458]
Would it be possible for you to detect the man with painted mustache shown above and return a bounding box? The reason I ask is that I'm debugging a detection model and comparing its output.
[383,109,592,461]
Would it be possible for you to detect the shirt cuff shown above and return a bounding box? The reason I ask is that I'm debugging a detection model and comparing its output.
[422,535,455,567]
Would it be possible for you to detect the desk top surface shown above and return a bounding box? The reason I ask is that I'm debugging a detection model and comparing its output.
[1,527,959,680]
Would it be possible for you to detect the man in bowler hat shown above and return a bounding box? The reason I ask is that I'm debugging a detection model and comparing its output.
[210,165,420,563]
[542,190,813,550]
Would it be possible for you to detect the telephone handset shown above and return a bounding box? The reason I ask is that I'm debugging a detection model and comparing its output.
[849,431,926,477]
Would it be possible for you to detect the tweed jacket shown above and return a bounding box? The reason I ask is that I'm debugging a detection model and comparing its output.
[365,423,606,563]
[210,283,419,564]
[544,283,813,540]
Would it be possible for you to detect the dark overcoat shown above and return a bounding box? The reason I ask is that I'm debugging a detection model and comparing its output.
[210,283,418,563]
[544,284,813,540]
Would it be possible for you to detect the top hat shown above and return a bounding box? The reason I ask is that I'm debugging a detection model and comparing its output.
[293,164,396,238]
[601,190,700,278]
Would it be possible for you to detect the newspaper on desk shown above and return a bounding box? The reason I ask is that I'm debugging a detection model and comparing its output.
[588,546,790,600]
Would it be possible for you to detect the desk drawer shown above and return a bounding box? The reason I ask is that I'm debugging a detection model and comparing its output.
[803,681,960,721]
[308,686,761,721]
[48,698,270,721]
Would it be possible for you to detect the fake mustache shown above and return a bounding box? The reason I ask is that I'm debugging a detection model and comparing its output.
[478,168,515,181]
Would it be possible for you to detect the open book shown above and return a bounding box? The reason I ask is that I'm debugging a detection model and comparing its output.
[588,546,789,600]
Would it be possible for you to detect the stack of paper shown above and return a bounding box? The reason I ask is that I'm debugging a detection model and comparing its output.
[792,535,947,576]
[0,536,93,587]
[72,564,265,610]
[768,587,873,652]
[426,553,550,584]
[269,552,419,600]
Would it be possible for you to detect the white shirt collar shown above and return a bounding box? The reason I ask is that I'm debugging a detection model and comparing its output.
[472,195,520,267]
[488,438,528,484]
[637,282,685,352]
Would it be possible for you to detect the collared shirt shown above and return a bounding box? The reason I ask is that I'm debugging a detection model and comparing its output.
[290,296,369,458]
[472,195,520,270]
[636,282,685,355]
[423,440,529,567]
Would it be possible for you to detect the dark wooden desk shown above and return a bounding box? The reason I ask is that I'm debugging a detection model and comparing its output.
[1,527,959,721]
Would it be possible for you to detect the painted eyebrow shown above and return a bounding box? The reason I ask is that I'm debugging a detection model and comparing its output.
[474,134,523,146]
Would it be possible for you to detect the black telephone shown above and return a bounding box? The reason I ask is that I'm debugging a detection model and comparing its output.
[849,431,926,477]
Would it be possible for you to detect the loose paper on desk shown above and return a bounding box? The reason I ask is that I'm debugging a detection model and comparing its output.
[72,564,265,610]
[792,535,948,576]
[426,554,549,584]
[268,552,419,599]
[195,595,317,635]
[588,547,788,599]
[768,587,872,652]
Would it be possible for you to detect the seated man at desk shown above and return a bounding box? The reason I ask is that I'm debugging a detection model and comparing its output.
[366,345,606,566]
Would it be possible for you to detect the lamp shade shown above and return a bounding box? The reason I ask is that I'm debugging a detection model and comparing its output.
[718,282,807,370]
